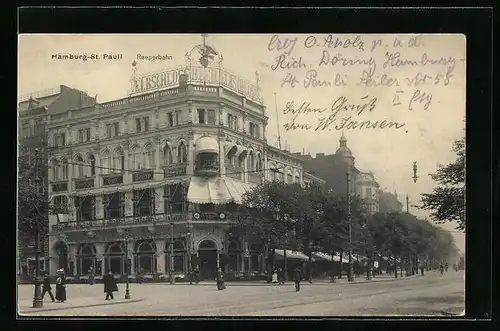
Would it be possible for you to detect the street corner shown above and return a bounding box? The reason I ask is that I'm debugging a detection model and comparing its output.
[18,297,144,315]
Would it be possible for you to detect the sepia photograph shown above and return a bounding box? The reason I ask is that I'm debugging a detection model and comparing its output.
[17,33,466,317]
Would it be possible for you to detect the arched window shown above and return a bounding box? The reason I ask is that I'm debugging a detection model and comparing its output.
[248,151,255,171]
[88,154,96,176]
[77,244,96,276]
[163,143,173,166]
[50,159,59,181]
[74,154,84,178]
[144,143,155,169]
[60,157,68,179]
[105,243,124,275]
[165,240,186,273]
[136,241,155,274]
[101,150,110,175]
[256,154,263,172]
[131,145,142,170]
[177,142,187,163]
[113,147,125,172]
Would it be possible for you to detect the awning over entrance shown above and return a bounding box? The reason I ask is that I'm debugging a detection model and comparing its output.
[274,249,313,262]
[312,252,349,263]
[223,177,256,204]
[224,141,248,158]
[69,179,180,196]
[187,176,233,204]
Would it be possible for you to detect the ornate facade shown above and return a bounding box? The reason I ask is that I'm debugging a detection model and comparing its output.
[24,38,325,282]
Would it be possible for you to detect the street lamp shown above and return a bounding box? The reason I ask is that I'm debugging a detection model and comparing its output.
[32,148,43,308]
[123,233,131,299]
[346,171,354,282]
[187,226,192,285]
[169,222,174,284]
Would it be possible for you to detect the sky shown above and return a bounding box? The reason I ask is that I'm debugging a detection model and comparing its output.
[18,34,466,252]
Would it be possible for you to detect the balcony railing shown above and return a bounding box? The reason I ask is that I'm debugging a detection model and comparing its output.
[194,160,219,176]
[163,163,187,178]
[51,213,187,232]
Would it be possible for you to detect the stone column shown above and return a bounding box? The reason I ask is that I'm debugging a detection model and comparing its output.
[68,244,77,276]
[95,242,105,276]
[187,138,194,175]
[188,101,195,123]
[154,136,161,181]
[66,152,73,191]
[264,152,269,180]
[244,155,249,182]
[94,150,101,188]
[155,239,166,275]
[155,187,164,214]
[154,107,160,129]
[123,141,130,184]
[95,196,104,219]
[124,192,133,217]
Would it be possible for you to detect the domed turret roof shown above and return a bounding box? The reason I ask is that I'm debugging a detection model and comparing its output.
[335,132,353,157]
[195,136,219,155]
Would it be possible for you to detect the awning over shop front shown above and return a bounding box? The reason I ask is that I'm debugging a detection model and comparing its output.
[223,177,256,204]
[312,252,349,263]
[187,176,233,204]
[69,179,175,196]
[274,249,313,262]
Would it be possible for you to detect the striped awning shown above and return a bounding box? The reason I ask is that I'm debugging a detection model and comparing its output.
[223,178,256,204]
[187,176,233,204]
[312,252,349,263]
[69,178,188,196]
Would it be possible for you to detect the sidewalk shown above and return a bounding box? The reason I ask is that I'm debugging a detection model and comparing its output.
[19,297,143,314]
[158,273,422,286]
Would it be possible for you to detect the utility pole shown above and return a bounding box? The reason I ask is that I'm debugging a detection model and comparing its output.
[347,171,354,282]
[32,148,43,308]
[406,194,409,213]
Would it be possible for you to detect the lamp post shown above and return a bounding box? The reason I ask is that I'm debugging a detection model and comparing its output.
[187,225,192,285]
[124,233,130,299]
[347,171,354,282]
[32,148,43,308]
[169,222,174,284]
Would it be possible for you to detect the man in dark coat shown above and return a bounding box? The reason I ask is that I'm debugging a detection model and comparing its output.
[216,268,226,290]
[294,267,302,292]
[103,270,118,300]
[42,273,55,302]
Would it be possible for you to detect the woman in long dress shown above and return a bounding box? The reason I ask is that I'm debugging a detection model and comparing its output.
[271,270,278,284]
[216,268,225,290]
[55,269,67,302]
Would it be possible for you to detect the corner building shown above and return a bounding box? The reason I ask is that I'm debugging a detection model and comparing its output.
[44,39,324,282]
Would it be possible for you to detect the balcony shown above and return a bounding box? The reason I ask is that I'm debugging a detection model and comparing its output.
[164,163,187,178]
[194,160,219,177]
[51,213,187,232]
[51,180,68,192]
[74,177,95,190]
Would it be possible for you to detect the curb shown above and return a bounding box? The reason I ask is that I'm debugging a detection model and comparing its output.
[19,298,144,314]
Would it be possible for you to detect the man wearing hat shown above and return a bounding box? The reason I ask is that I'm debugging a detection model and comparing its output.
[103,270,118,300]
[41,273,55,302]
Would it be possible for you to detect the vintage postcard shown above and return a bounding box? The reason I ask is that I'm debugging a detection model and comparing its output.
[17,33,465,317]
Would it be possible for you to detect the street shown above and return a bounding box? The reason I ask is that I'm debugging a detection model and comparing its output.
[18,270,464,317]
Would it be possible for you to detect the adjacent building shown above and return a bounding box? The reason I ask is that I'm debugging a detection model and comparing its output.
[378,191,404,214]
[302,134,380,214]
[19,37,325,282]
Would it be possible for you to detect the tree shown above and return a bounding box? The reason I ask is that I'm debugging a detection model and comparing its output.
[420,138,465,231]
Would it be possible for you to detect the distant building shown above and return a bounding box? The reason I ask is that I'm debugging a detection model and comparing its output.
[18,85,96,277]
[302,133,379,213]
[378,191,404,214]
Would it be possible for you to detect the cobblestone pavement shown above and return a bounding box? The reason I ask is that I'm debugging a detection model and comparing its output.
[18,270,464,317]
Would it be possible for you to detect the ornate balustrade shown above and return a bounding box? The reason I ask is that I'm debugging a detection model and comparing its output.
[51,213,187,232]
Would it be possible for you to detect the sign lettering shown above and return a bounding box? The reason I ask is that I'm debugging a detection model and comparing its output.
[133,171,154,182]
[131,66,263,103]
[103,175,123,186]
[75,179,95,189]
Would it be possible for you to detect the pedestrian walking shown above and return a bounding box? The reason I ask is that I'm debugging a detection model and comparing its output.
[271,270,278,284]
[41,273,55,302]
[278,268,285,284]
[193,266,200,284]
[55,269,67,303]
[216,267,226,290]
[88,267,95,285]
[420,265,424,276]
[445,262,449,272]
[294,267,301,292]
[439,264,444,275]
[103,270,118,300]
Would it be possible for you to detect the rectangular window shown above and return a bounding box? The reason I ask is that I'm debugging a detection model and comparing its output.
[60,133,66,146]
[107,124,112,138]
[133,189,155,216]
[74,196,95,222]
[366,188,373,200]
[249,122,260,138]
[207,109,216,124]
[175,111,180,126]
[103,192,124,218]
[53,196,68,213]
[227,114,238,130]
[143,117,149,131]
[197,109,205,124]
[22,123,30,138]
[167,113,174,127]
[164,184,185,213]
[85,128,91,142]
[136,118,141,132]
[136,117,149,132]
[113,122,119,136]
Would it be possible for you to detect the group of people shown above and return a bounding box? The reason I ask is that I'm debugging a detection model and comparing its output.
[41,269,67,303]
[269,268,303,292]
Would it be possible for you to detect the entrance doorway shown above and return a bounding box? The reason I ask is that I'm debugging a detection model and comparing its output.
[53,241,68,272]
[198,240,218,280]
